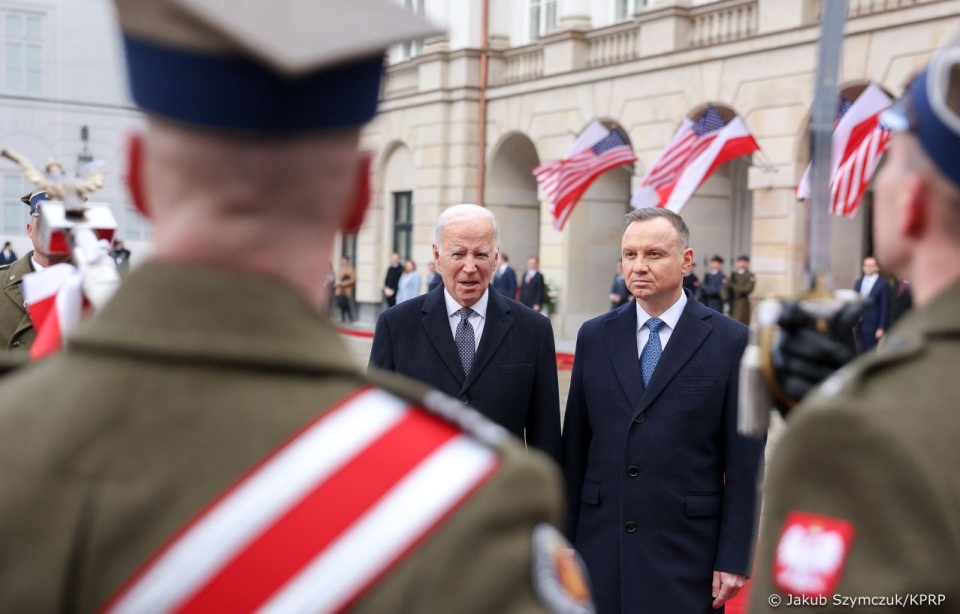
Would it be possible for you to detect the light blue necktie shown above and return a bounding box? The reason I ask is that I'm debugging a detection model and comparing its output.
[639,318,664,387]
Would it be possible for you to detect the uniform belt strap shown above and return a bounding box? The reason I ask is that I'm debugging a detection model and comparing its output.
[104,387,500,613]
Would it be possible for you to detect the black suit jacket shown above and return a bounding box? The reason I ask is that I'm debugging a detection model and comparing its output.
[854,276,890,352]
[561,294,764,613]
[519,270,545,309]
[492,264,517,300]
[370,285,561,463]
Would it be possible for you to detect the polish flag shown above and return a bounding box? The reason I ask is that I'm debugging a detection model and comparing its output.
[652,115,760,213]
[796,82,892,201]
[21,263,86,359]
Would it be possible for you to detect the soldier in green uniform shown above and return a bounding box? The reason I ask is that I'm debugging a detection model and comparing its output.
[749,41,960,609]
[0,191,70,353]
[0,1,590,612]
[728,254,755,325]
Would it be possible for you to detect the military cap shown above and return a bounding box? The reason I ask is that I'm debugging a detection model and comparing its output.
[710,254,724,264]
[19,190,49,216]
[736,254,750,262]
[882,44,960,187]
[113,0,442,133]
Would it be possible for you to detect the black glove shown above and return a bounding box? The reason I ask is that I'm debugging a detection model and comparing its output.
[773,299,867,406]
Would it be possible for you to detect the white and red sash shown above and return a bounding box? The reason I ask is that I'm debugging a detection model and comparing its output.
[103,387,500,613]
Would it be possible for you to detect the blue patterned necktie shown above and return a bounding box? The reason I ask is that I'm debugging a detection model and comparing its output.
[639,317,664,387]
[455,307,476,376]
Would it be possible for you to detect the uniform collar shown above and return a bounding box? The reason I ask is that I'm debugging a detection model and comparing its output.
[2,251,35,289]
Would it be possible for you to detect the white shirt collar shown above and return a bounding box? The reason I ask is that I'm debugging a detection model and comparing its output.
[635,290,687,333]
[30,257,44,272]
[498,263,508,274]
[444,287,489,319]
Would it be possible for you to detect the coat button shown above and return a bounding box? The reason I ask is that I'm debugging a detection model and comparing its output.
[625,521,637,533]
[634,413,645,424]
[458,394,469,405]
[627,465,639,477]
[12,341,20,348]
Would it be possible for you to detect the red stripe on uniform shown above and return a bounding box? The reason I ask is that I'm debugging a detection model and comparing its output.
[175,410,461,612]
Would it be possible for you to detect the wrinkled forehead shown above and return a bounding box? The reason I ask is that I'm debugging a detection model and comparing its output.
[441,218,495,249]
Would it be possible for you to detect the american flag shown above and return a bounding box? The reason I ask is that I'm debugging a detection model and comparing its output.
[831,125,891,217]
[638,106,727,192]
[533,120,636,230]
[631,107,759,212]
[796,83,892,214]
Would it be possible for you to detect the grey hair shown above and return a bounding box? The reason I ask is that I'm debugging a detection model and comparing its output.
[623,207,690,249]
[434,203,500,252]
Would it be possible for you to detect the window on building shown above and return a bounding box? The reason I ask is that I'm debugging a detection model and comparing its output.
[124,205,152,241]
[615,0,647,21]
[341,232,358,267]
[2,173,29,236]
[392,191,413,260]
[529,0,557,41]
[3,11,43,94]
[401,0,426,59]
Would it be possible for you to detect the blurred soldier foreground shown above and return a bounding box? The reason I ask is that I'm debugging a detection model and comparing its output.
[0,0,586,612]
[749,39,960,609]
[0,191,70,354]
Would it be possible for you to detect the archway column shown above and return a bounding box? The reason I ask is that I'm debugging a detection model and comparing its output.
[748,163,809,299]
[540,169,630,340]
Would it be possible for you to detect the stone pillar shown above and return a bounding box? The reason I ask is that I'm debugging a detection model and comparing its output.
[557,0,591,31]
[757,0,816,35]
[748,164,809,297]
[542,29,588,76]
[638,3,691,57]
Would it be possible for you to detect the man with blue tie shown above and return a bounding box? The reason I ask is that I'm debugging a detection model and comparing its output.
[561,207,764,613]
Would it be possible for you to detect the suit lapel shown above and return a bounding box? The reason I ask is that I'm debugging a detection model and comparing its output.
[635,298,713,417]
[603,303,644,410]
[462,291,512,393]
[420,289,467,385]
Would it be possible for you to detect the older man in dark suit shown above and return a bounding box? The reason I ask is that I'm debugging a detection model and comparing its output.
[561,207,764,613]
[370,204,561,462]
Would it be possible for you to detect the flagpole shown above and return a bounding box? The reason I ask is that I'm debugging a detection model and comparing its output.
[807,0,848,290]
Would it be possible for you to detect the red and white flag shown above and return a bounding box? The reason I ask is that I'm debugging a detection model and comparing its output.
[533,120,636,231]
[632,107,759,212]
[830,125,891,217]
[796,82,892,211]
[104,388,500,614]
[21,263,87,359]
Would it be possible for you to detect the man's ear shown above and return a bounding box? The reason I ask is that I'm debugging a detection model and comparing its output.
[901,175,927,238]
[126,132,151,220]
[342,151,374,234]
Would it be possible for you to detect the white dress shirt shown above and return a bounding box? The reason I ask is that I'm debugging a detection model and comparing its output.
[859,273,879,298]
[635,291,688,359]
[444,288,488,351]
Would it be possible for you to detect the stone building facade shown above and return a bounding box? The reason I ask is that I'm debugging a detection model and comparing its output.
[352,0,960,339]
[0,0,148,263]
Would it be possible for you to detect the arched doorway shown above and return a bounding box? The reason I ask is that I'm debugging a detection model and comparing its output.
[675,104,753,276]
[486,132,541,279]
